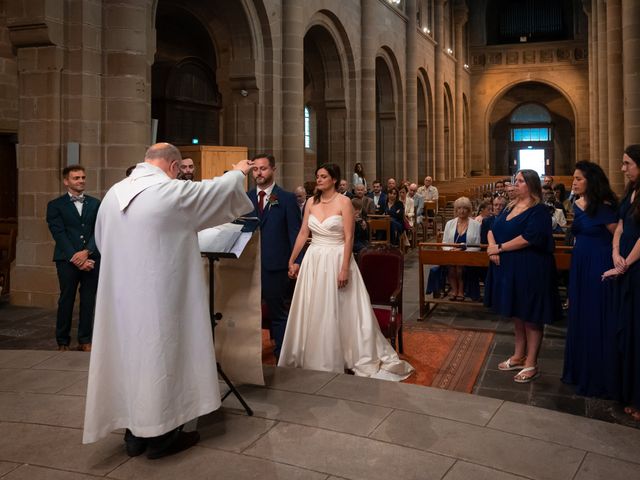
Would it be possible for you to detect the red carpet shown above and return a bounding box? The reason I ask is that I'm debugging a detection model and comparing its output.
[262,327,493,393]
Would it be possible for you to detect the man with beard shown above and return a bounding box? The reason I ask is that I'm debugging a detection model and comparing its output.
[247,153,302,360]
[178,157,195,181]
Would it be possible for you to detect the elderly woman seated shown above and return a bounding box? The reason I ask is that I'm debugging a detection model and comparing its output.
[426,197,482,300]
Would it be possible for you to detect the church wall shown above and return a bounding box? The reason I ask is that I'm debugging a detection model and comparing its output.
[0,4,18,133]
[8,0,628,308]
[468,41,589,175]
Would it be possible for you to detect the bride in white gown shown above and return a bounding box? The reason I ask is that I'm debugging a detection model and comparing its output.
[277,163,414,381]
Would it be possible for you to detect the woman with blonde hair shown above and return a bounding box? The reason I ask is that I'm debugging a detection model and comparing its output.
[442,197,481,301]
[485,170,561,383]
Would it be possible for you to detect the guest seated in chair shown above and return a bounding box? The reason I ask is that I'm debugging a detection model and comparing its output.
[442,196,481,301]
[382,187,405,246]
[481,196,507,244]
[474,201,492,223]
[351,197,369,256]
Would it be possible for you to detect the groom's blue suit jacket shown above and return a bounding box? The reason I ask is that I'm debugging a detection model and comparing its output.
[247,185,302,272]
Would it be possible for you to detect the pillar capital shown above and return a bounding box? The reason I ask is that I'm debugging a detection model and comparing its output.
[6,0,64,48]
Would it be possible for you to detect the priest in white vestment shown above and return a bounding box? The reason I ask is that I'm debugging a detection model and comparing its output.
[82,143,254,458]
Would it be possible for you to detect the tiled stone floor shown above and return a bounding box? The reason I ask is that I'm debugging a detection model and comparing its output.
[0,249,639,478]
[0,349,639,480]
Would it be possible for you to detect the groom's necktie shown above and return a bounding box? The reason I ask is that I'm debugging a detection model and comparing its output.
[258,190,266,215]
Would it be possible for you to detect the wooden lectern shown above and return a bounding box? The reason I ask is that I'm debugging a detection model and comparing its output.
[177,145,249,184]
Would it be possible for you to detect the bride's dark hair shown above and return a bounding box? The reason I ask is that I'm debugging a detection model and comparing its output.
[313,163,341,204]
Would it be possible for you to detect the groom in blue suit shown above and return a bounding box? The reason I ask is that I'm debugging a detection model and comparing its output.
[247,154,302,360]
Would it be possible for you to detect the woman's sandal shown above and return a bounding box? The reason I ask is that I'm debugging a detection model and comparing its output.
[514,366,540,383]
[498,357,526,371]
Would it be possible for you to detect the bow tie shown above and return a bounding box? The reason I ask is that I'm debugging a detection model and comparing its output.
[70,195,85,203]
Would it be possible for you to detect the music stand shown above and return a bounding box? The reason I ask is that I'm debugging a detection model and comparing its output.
[199,219,260,417]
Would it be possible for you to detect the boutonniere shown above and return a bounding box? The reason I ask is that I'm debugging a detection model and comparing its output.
[268,193,279,206]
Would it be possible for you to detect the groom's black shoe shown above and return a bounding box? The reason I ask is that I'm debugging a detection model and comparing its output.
[147,427,200,460]
[124,429,148,457]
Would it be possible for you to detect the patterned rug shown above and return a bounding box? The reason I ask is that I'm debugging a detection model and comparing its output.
[262,327,493,393]
[399,327,494,392]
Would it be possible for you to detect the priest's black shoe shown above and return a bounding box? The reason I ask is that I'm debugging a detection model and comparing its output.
[147,429,200,460]
[124,429,148,457]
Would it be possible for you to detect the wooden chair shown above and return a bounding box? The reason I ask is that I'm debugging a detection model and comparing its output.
[367,215,391,246]
[358,245,404,352]
[422,200,438,238]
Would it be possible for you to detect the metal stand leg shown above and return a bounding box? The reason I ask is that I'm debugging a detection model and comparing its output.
[217,363,253,416]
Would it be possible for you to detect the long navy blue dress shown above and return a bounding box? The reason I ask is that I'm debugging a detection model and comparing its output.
[484,203,561,325]
[562,203,618,397]
[611,193,640,409]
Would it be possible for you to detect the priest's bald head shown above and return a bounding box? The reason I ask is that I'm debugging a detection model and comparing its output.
[144,143,182,179]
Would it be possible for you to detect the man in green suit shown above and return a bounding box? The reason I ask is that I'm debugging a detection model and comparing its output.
[46,165,100,351]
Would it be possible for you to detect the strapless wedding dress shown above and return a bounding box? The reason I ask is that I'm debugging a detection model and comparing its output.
[277,214,414,381]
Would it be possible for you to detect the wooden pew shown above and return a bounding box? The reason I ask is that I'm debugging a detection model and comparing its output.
[418,242,573,319]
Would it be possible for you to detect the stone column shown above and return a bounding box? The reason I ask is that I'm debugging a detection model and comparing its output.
[454,4,468,179]
[622,0,640,145]
[596,1,609,173]
[281,0,304,189]
[583,0,598,163]
[405,0,418,182]
[606,0,624,193]
[101,0,154,190]
[7,0,65,306]
[361,0,377,180]
[433,0,445,180]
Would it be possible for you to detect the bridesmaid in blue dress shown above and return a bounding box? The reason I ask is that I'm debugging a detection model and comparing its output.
[603,145,640,421]
[485,170,562,383]
[561,161,618,397]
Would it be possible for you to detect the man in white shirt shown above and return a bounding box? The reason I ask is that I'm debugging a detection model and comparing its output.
[408,183,424,225]
[417,176,439,201]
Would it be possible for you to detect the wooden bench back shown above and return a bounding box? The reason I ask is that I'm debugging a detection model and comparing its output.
[367,215,391,245]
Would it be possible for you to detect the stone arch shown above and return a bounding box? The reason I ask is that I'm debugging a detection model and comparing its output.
[418,68,434,181]
[303,10,356,183]
[486,81,576,176]
[152,0,271,152]
[375,47,404,181]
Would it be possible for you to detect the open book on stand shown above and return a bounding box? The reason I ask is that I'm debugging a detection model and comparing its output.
[198,217,259,258]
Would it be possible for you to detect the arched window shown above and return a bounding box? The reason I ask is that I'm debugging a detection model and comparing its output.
[304,105,312,150]
[510,103,552,142]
